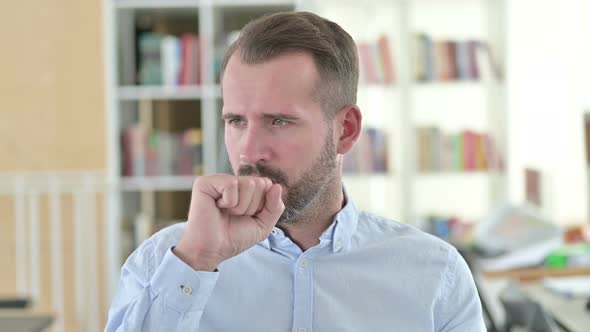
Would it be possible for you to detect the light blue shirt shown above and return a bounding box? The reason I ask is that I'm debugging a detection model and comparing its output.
[106,190,485,331]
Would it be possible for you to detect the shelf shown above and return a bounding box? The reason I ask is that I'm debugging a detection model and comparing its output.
[416,170,504,177]
[113,0,202,9]
[213,0,295,7]
[358,83,397,89]
[117,85,221,100]
[411,80,504,95]
[343,173,393,179]
[413,80,489,89]
[120,176,196,191]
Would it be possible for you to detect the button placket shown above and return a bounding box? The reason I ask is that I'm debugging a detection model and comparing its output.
[292,255,313,332]
[300,258,308,269]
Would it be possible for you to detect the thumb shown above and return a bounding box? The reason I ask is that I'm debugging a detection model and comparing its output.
[254,184,284,228]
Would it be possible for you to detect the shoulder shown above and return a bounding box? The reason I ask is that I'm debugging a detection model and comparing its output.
[356,211,454,252]
[354,211,475,291]
[353,211,463,271]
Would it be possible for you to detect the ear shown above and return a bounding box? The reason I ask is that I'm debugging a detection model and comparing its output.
[335,104,362,154]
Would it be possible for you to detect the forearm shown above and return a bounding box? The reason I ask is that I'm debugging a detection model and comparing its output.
[105,247,219,331]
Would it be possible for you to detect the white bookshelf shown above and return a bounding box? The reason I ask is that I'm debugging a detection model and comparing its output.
[310,0,509,224]
[117,84,222,100]
[114,0,201,9]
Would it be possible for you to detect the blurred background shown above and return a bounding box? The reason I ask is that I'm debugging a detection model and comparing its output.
[1,0,590,331]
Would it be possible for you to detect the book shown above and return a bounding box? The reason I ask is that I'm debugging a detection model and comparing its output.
[463,130,477,171]
[435,41,455,81]
[525,168,542,207]
[412,33,427,81]
[357,42,378,84]
[138,33,163,85]
[455,41,472,80]
[367,128,388,172]
[377,34,396,84]
[420,34,436,81]
[445,41,458,80]
[467,40,480,80]
[180,34,201,85]
[161,35,181,86]
[416,126,433,171]
[454,133,464,171]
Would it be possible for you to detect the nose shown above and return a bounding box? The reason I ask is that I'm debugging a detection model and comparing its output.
[239,123,271,165]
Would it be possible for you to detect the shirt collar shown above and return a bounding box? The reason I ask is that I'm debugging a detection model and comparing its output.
[259,184,359,253]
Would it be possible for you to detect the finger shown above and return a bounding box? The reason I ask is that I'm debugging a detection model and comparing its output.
[227,177,256,215]
[216,177,239,209]
[244,178,266,216]
[193,174,238,208]
[254,184,284,229]
[262,177,272,191]
[254,177,273,214]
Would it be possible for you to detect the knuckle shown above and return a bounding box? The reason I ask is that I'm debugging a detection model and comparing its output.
[193,176,205,190]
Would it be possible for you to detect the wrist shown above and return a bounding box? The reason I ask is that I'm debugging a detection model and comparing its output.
[172,245,221,272]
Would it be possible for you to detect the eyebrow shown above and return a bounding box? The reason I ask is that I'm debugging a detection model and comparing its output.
[221,113,243,121]
[221,112,300,121]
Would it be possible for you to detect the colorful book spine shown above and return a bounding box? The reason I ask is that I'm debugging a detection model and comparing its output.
[121,126,204,177]
[415,127,503,172]
[343,128,390,174]
[413,33,502,82]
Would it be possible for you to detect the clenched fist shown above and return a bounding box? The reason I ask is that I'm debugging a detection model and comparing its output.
[174,174,285,271]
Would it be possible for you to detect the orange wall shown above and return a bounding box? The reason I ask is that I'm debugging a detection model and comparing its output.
[0,1,106,331]
[0,0,106,171]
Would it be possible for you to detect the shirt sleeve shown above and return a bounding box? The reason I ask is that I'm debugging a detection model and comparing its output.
[434,248,487,332]
[105,240,219,332]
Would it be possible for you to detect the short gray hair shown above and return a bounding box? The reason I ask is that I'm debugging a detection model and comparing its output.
[221,11,359,119]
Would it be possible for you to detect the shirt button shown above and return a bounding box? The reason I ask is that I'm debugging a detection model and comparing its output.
[271,229,277,235]
[300,259,308,269]
[335,240,343,249]
[181,285,193,295]
[298,328,307,332]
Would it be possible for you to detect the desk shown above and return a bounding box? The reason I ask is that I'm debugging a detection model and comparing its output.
[481,267,590,282]
[478,267,590,332]
[479,266,590,332]
[0,310,53,332]
[522,284,590,332]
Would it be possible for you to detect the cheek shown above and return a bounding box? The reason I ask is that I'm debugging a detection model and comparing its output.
[224,130,241,165]
[276,135,322,172]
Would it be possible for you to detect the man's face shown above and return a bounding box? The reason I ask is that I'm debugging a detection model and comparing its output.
[221,51,338,224]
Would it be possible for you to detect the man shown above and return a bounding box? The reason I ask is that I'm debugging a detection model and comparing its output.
[106,11,485,332]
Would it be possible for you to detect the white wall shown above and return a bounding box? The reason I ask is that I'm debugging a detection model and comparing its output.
[507,0,590,224]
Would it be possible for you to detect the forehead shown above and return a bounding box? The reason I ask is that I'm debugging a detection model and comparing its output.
[221,51,321,115]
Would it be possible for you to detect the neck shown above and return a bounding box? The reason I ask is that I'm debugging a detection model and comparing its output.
[277,176,344,252]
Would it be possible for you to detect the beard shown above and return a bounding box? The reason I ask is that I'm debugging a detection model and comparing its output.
[237,129,338,225]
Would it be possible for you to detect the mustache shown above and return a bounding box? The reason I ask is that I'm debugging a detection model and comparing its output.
[237,164,289,186]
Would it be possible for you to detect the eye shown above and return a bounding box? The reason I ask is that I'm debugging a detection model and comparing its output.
[226,118,245,127]
[271,118,289,126]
